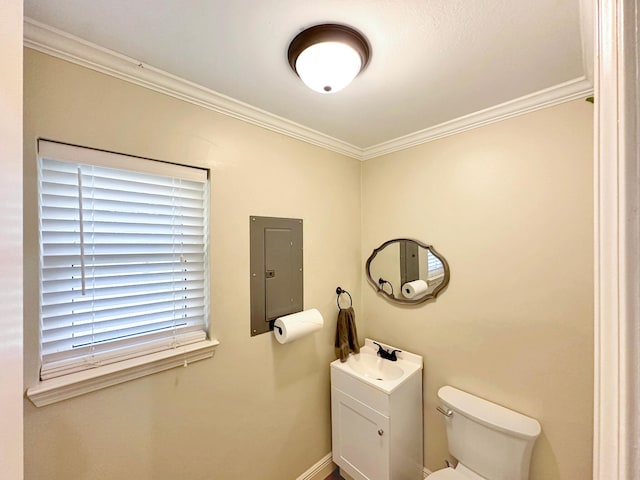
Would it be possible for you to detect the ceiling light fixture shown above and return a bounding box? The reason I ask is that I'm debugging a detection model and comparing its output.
[288,24,370,94]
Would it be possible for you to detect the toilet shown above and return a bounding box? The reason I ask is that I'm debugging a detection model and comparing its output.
[430,385,541,480]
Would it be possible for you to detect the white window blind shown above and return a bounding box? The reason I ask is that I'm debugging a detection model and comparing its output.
[426,250,444,280]
[37,140,209,380]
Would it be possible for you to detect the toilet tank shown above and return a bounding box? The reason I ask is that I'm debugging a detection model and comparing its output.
[437,386,541,480]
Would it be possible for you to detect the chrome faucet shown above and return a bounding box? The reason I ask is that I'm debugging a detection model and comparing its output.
[373,342,402,361]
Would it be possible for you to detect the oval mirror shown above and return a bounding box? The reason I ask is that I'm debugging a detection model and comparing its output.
[365,238,450,304]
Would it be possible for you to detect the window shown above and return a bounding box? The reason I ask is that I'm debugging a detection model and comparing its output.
[426,250,444,284]
[36,140,210,381]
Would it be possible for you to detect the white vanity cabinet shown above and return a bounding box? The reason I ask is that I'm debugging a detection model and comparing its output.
[330,339,423,480]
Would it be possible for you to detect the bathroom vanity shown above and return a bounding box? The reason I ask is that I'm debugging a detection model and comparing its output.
[330,339,423,480]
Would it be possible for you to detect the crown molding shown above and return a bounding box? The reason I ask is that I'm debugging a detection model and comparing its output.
[362,76,594,160]
[23,18,365,160]
[24,17,593,162]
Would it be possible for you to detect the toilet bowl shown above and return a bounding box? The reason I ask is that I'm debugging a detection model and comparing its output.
[430,386,541,480]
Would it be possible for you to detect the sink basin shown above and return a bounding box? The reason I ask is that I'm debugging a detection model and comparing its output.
[347,353,404,380]
[331,339,423,393]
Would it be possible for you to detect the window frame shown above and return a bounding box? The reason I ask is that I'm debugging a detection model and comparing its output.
[27,140,218,407]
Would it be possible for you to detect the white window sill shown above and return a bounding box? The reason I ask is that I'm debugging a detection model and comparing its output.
[26,339,219,407]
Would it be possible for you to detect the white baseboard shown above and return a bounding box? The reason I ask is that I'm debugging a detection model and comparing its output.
[297,453,336,480]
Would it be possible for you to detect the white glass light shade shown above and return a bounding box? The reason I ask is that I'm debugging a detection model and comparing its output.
[295,41,363,94]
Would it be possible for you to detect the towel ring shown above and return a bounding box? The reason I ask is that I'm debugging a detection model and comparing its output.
[336,287,352,310]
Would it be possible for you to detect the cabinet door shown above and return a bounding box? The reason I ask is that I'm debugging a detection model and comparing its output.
[332,387,390,480]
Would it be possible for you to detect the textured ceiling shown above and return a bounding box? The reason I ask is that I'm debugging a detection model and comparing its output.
[23,0,590,150]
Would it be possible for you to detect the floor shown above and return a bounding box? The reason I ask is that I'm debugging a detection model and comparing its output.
[324,467,345,480]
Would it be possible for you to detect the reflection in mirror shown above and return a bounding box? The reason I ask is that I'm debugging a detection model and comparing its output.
[366,238,450,304]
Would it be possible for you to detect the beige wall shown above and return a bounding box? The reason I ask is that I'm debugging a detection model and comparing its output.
[1,1,23,478]
[23,49,361,480]
[361,100,594,479]
[24,48,593,480]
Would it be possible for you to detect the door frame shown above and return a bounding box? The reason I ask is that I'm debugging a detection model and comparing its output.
[593,0,640,478]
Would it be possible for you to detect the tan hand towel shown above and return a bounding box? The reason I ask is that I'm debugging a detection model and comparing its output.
[335,307,360,362]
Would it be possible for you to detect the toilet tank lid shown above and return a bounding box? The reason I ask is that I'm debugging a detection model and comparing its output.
[438,386,541,439]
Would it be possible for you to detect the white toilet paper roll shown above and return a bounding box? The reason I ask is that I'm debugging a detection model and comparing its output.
[402,279,429,299]
[273,308,324,344]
